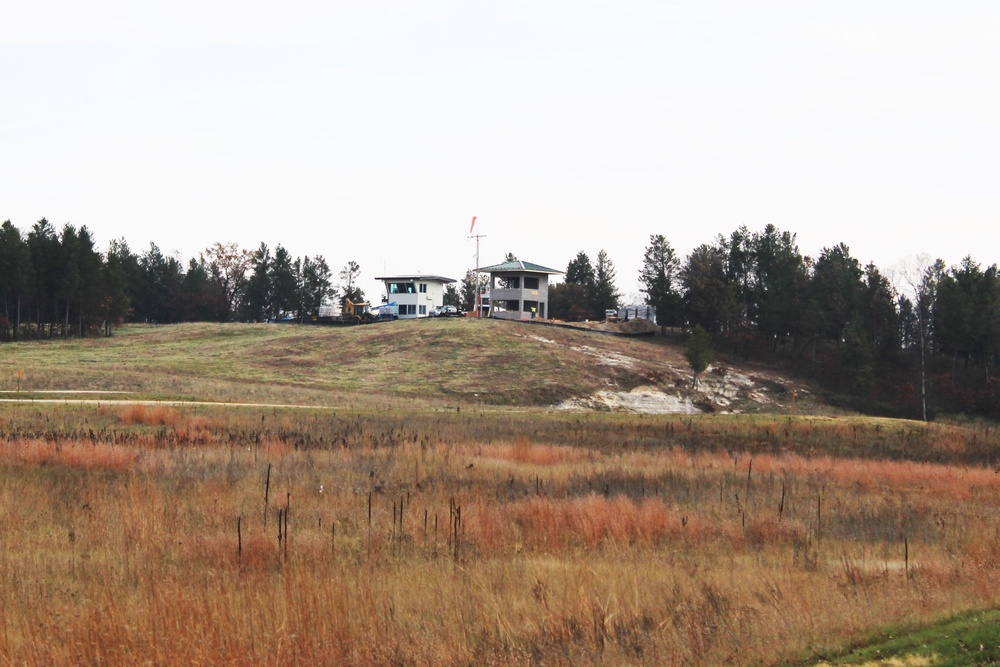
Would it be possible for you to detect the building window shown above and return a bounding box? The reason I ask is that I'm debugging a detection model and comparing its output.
[419,284,427,293]
[499,276,520,289]
[419,305,427,315]
[524,276,539,289]
[498,299,520,312]
[388,282,416,294]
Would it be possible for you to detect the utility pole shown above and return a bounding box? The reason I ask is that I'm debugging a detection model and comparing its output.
[468,216,486,318]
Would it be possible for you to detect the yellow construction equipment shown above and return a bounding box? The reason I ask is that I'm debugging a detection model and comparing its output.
[342,298,374,323]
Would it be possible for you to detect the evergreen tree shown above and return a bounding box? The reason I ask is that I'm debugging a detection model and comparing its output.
[810,243,864,343]
[681,243,734,334]
[0,221,33,340]
[933,257,1000,378]
[299,255,334,318]
[590,249,620,319]
[684,325,713,387]
[860,263,899,359]
[181,257,224,322]
[57,224,81,337]
[548,281,589,321]
[101,238,137,333]
[243,243,272,322]
[269,245,298,318]
[639,234,682,331]
[442,284,460,307]
[459,270,478,313]
[750,224,807,350]
[565,251,595,287]
[719,226,754,328]
[27,218,60,335]
[137,243,186,323]
[75,226,103,336]
[842,320,875,405]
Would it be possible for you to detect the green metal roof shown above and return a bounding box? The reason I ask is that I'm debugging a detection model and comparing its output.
[477,260,562,274]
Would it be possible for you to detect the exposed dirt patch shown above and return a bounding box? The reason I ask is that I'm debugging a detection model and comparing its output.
[508,320,810,415]
[568,345,639,370]
[547,341,812,415]
[557,386,702,414]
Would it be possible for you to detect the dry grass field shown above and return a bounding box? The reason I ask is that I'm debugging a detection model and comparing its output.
[1,322,998,665]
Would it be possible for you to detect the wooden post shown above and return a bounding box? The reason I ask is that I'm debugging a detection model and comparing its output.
[817,493,822,540]
[263,463,272,527]
[778,483,785,522]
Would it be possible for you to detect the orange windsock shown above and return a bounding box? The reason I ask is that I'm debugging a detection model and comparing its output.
[470,216,477,233]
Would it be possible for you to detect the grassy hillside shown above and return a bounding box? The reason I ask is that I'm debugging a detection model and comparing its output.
[0,319,806,411]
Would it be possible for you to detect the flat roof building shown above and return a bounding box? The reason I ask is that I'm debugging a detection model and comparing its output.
[374,275,456,319]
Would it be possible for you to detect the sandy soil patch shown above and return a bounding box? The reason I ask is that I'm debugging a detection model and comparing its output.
[569,344,640,370]
[556,365,808,415]
[557,386,702,414]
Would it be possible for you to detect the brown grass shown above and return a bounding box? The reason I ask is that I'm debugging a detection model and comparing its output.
[0,407,999,665]
[115,403,182,425]
[0,438,139,470]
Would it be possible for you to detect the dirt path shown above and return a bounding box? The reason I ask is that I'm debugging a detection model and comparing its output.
[0,395,334,410]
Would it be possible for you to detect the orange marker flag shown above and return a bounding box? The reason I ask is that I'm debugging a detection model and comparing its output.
[469,216,477,233]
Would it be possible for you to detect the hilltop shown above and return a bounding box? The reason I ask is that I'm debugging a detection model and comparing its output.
[1,319,828,414]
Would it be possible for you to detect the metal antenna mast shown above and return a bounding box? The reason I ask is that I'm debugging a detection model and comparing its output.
[468,216,486,318]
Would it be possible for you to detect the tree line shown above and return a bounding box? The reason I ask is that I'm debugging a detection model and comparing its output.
[541,225,1000,419]
[0,218,354,339]
[4,217,998,418]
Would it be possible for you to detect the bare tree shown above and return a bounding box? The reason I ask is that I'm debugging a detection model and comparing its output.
[202,242,251,322]
[339,260,364,307]
[892,254,933,421]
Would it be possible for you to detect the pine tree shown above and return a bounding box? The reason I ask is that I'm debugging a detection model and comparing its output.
[590,250,620,319]
[684,325,713,387]
[639,234,682,332]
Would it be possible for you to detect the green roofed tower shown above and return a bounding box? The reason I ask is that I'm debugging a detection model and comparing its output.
[476,259,562,320]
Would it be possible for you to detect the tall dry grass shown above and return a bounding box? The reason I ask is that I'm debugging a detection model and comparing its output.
[0,408,999,665]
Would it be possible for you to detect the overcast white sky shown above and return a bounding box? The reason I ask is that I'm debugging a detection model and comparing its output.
[2,1,998,303]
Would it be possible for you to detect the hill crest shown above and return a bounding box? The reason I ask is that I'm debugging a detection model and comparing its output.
[5,320,824,413]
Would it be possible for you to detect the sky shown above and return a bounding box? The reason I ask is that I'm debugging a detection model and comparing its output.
[2,1,998,304]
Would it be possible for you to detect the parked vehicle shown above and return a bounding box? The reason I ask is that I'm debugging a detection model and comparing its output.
[341,298,376,323]
[430,305,464,317]
[275,299,396,326]
[370,302,399,320]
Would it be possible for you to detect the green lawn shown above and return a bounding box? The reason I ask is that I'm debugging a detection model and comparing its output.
[802,610,1000,666]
